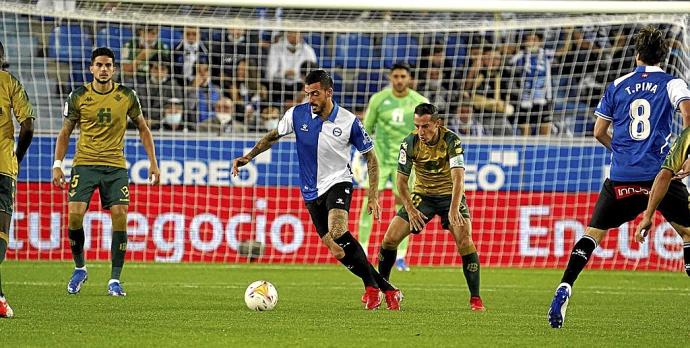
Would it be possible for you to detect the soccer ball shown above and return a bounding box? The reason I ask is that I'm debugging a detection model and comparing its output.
[244,280,278,311]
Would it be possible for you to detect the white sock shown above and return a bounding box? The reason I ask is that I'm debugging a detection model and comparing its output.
[558,282,572,295]
[75,266,86,271]
[108,279,120,285]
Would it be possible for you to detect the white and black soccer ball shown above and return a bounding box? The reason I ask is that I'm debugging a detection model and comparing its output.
[244,280,278,311]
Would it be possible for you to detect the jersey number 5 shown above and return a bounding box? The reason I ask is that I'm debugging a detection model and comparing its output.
[629,99,651,141]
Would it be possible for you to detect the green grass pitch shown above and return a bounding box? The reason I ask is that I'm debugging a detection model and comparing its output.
[1,262,689,346]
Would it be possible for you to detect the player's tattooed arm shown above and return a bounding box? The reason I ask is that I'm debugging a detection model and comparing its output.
[246,129,281,160]
[364,150,379,199]
[363,150,381,220]
[232,129,282,176]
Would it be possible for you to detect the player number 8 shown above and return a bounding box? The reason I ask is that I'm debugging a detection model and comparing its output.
[629,98,651,141]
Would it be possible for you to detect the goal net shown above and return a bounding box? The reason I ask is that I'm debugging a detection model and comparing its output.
[2,0,689,271]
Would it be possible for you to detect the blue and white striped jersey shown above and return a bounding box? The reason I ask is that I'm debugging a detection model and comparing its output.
[277,102,374,201]
[595,65,690,181]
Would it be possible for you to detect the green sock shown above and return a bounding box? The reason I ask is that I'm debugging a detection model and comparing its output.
[68,228,85,268]
[357,196,373,252]
[394,203,409,259]
[461,252,481,297]
[111,231,128,280]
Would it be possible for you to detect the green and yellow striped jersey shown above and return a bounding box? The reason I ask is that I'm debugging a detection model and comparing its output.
[64,82,142,168]
[397,126,465,196]
[0,70,35,179]
[662,127,690,173]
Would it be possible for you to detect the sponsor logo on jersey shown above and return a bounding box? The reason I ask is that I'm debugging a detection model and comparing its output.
[336,198,344,205]
[85,96,94,103]
[114,94,123,102]
[615,185,649,199]
[399,149,407,165]
[332,127,342,137]
[300,124,309,132]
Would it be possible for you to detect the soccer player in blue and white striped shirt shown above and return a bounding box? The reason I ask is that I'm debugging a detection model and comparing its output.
[233,70,402,310]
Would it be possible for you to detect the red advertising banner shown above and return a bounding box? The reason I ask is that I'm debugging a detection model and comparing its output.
[6,183,685,271]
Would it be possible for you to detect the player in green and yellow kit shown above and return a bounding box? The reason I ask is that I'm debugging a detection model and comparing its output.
[0,40,35,318]
[636,126,690,274]
[52,47,160,297]
[358,63,428,272]
[378,103,485,311]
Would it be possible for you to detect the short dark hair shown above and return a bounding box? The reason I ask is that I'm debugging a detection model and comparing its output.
[304,69,333,89]
[390,62,411,73]
[635,25,668,66]
[91,47,115,64]
[414,103,439,119]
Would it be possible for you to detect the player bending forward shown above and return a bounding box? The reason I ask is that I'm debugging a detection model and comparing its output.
[377,103,485,311]
[233,70,402,310]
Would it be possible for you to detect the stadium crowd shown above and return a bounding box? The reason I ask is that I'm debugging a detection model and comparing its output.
[31,12,686,136]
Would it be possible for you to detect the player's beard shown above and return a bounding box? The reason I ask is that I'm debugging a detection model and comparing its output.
[393,83,407,94]
[95,76,112,85]
[311,103,322,115]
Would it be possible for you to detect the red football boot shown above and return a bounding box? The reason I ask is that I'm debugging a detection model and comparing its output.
[384,289,403,310]
[363,286,382,310]
[470,296,486,311]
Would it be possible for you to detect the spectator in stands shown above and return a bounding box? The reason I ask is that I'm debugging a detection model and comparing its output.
[265,31,316,85]
[210,27,259,86]
[250,104,281,133]
[121,25,170,79]
[214,98,236,133]
[419,41,463,91]
[160,98,187,132]
[138,56,184,130]
[509,30,555,136]
[447,93,486,136]
[225,57,267,126]
[173,26,209,86]
[185,59,225,132]
[465,47,514,135]
[417,65,455,116]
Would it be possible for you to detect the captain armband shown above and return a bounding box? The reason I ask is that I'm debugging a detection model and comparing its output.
[449,154,465,168]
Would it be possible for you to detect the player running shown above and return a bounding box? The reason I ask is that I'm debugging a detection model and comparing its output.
[233,70,402,310]
[548,26,690,328]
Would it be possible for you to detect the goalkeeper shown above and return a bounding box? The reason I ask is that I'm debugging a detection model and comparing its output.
[357,62,428,272]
